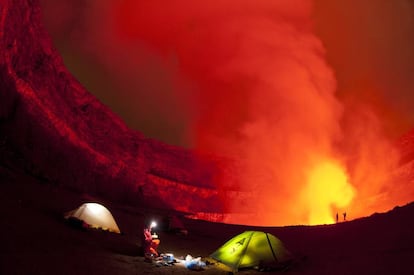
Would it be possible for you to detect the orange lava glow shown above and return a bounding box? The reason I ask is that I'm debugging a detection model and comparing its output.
[106,0,406,226]
[306,161,355,225]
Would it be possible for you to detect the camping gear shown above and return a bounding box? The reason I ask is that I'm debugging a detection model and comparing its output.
[64,202,121,233]
[152,253,176,267]
[162,253,175,264]
[183,255,206,270]
[210,231,292,272]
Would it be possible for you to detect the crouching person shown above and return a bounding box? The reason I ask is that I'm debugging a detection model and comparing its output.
[142,221,160,259]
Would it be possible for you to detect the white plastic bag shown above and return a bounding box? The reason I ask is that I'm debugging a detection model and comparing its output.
[184,254,206,270]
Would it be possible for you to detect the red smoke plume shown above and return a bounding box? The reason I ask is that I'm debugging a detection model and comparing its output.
[40,0,413,225]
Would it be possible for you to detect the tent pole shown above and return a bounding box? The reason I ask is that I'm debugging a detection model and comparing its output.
[234,231,254,272]
[265,233,278,262]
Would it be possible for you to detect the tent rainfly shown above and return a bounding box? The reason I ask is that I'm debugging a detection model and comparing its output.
[210,231,292,272]
[64,203,121,233]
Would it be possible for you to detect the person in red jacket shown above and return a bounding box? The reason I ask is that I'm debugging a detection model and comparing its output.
[143,221,160,257]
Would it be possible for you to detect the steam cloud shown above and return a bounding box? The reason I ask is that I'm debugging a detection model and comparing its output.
[40,0,414,225]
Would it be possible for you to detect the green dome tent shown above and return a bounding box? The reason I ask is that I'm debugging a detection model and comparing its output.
[210,231,292,272]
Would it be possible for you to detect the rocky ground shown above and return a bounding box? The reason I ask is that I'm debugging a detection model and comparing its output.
[1,166,414,275]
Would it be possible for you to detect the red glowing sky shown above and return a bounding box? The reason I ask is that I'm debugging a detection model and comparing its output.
[40,0,414,146]
[39,0,414,225]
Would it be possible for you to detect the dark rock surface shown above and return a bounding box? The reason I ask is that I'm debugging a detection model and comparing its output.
[0,0,232,214]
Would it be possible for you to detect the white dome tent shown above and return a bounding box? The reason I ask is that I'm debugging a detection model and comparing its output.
[64,203,121,233]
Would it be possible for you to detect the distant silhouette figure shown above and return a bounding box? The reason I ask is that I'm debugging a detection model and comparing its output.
[336,212,339,223]
[343,212,347,221]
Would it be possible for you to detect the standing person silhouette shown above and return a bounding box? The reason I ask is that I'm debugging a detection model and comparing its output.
[343,212,347,221]
[336,212,339,223]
